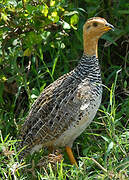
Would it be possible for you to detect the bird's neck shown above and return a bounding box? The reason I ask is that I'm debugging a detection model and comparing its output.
[73,54,101,82]
[83,32,99,58]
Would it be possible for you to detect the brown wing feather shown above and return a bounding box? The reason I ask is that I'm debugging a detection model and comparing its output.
[19,71,82,156]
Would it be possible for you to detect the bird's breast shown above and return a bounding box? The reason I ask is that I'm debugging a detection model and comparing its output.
[53,84,102,148]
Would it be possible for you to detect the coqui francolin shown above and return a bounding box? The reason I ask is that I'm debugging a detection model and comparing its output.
[19,17,114,166]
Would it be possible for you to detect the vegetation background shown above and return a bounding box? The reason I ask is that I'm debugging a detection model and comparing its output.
[0,0,129,179]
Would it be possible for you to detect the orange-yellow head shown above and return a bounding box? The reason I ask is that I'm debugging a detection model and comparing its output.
[83,17,114,57]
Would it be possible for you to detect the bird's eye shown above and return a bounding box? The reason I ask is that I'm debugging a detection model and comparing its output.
[93,22,98,27]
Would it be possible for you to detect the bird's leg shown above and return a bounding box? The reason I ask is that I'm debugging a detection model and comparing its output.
[65,146,78,167]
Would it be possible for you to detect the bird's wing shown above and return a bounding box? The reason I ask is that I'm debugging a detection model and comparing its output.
[19,71,92,155]
[19,72,78,146]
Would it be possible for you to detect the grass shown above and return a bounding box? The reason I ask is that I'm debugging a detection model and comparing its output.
[0,70,129,179]
[0,1,129,179]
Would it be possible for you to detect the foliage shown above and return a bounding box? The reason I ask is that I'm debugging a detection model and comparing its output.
[0,0,129,179]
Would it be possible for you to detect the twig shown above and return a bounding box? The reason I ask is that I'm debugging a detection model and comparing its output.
[91,158,107,173]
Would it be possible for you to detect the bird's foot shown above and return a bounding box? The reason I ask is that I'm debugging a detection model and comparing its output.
[37,149,63,169]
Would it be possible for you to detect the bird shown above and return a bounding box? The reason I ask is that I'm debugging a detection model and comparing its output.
[18,17,114,166]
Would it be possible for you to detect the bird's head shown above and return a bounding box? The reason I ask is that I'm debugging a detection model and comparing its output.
[83,17,114,38]
[83,17,114,57]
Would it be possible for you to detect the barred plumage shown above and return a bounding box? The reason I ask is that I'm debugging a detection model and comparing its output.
[18,17,114,165]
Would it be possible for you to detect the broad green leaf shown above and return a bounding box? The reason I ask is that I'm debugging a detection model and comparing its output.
[48,12,59,23]
[70,14,79,29]
[31,94,38,99]
[63,21,71,29]
[64,11,78,16]
[70,14,79,25]
[51,11,58,17]
[1,76,7,82]
[23,48,32,57]
[60,43,65,49]
[50,0,55,6]
[8,0,17,7]
[41,7,48,17]
[1,13,8,22]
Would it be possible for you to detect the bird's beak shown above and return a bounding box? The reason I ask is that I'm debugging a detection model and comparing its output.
[104,23,115,31]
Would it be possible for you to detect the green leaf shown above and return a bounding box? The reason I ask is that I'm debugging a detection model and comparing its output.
[52,51,60,76]
[101,136,109,143]
[124,80,127,89]
[64,11,78,16]
[8,0,17,7]
[110,84,113,106]
[1,12,8,22]
[63,21,71,29]
[118,10,129,14]
[102,34,118,46]
[41,6,48,17]
[50,0,55,6]
[106,141,114,154]
[70,14,79,26]
[23,48,32,57]
[48,12,59,23]
[31,88,40,100]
